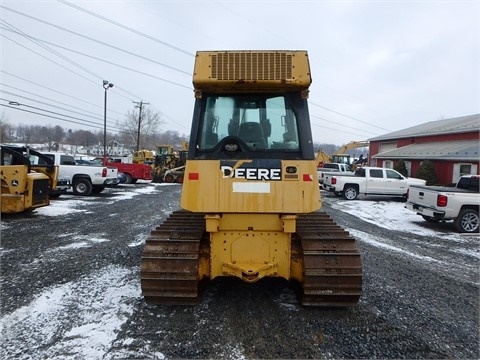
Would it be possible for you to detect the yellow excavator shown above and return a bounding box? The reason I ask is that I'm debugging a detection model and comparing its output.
[316,141,369,168]
[331,141,369,166]
[141,50,362,306]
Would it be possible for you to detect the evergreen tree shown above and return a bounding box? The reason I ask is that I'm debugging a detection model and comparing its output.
[415,159,438,185]
[394,159,408,177]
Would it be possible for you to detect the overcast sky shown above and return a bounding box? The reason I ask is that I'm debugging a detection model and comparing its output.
[1,0,478,146]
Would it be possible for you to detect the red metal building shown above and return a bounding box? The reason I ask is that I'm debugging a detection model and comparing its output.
[368,114,479,185]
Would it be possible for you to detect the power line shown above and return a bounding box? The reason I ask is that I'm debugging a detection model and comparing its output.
[1,29,185,127]
[310,101,392,132]
[0,86,118,125]
[1,88,103,122]
[0,23,138,101]
[0,33,100,90]
[2,3,382,140]
[35,36,193,90]
[1,103,118,132]
[1,19,101,80]
[2,8,191,134]
[1,25,192,91]
[310,122,374,140]
[1,70,125,116]
[160,112,189,132]
[310,114,382,137]
[0,12,191,77]
[56,0,195,57]
[1,98,123,131]
[212,1,383,134]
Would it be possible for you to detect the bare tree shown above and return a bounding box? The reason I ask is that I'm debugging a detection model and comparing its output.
[0,113,15,143]
[16,124,37,145]
[66,129,98,147]
[314,143,338,155]
[4,119,189,154]
[38,125,66,151]
[120,107,165,150]
[157,130,188,149]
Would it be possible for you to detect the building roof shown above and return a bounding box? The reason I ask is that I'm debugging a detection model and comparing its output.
[372,140,480,161]
[369,114,480,141]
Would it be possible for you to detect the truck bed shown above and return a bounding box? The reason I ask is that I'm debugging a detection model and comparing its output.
[408,184,471,193]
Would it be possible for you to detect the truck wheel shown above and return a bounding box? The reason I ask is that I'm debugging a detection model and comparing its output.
[124,174,133,184]
[165,173,175,183]
[343,186,358,200]
[73,178,92,196]
[454,208,479,233]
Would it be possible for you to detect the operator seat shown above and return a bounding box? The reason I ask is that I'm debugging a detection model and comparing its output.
[237,122,266,150]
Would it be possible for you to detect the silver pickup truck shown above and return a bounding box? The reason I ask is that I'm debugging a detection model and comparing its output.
[405,175,479,233]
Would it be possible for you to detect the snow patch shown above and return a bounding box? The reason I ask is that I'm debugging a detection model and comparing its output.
[350,228,442,264]
[47,234,110,253]
[0,265,140,359]
[36,202,88,216]
[330,199,459,238]
[108,185,159,202]
[128,234,145,248]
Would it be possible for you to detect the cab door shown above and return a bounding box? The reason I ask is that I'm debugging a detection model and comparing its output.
[385,169,407,195]
[366,168,385,193]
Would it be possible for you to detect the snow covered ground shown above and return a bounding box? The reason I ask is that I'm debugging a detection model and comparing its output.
[33,182,167,217]
[1,185,477,359]
[330,197,476,241]
[0,183,175,359]
[1,266,139,359]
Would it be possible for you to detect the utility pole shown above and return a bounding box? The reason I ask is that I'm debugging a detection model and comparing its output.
[133,100,149,151]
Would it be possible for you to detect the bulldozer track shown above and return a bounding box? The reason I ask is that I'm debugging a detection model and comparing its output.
[141,210,362,306]
[141,210,207,304]
[295,212,363,306]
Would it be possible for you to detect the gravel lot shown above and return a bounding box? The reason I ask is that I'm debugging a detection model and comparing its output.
[1,183,479,359]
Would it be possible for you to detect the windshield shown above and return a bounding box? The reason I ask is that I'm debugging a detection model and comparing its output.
[197,94,300,152]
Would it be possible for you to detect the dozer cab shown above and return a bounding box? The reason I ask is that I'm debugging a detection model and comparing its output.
[1,145,58,214]
[141,50,362,306]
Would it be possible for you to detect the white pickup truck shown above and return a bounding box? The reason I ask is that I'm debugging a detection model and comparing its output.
[36,152,119,196]
[324,166,426,200]
[317,163,354,184]
[405,175,479,233]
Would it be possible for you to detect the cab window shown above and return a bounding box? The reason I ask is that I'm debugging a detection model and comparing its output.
[197,94,300,152]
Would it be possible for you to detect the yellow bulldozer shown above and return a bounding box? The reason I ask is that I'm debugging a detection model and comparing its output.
[141,50,362,306]
[1,145,58,214]
[132,149,155,165]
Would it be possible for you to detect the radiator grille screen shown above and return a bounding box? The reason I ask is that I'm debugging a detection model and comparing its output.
[211,52,293,81]
[32,178,49,206]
